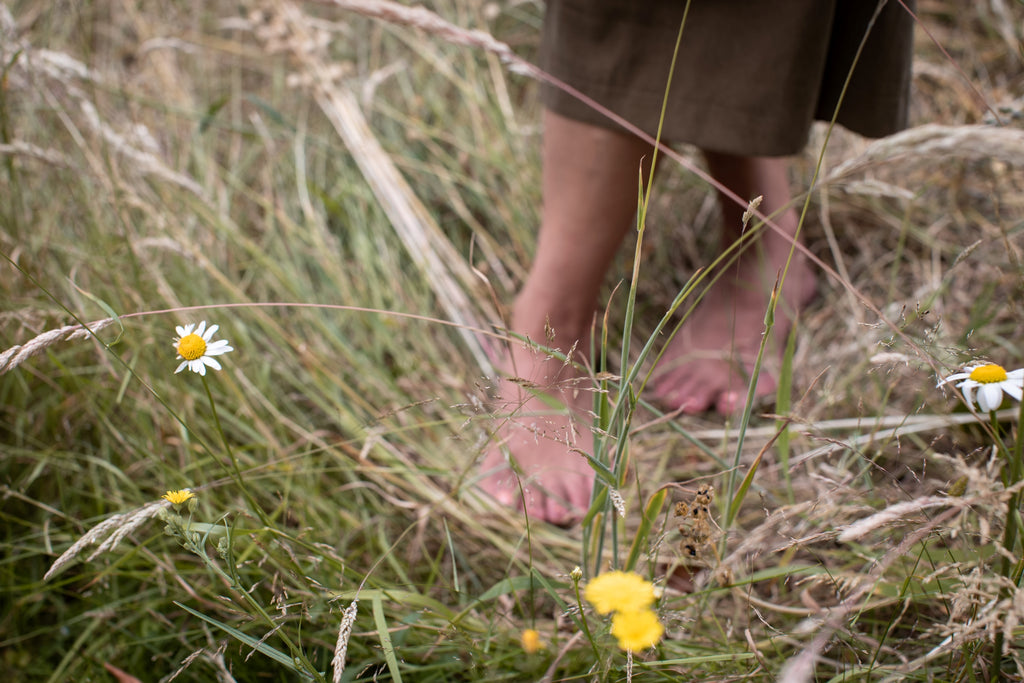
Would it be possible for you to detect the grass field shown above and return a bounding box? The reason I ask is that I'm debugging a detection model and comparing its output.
[3,1,1024,681]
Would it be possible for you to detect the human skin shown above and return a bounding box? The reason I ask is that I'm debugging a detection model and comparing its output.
[478,110,816,525]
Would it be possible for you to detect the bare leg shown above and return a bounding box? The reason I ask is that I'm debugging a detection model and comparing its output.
[649,152,817,414]
[478,110,652,525]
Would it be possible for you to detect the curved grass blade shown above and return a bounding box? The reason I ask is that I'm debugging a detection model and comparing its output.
[625,488,668,572]
[174,602,316,680]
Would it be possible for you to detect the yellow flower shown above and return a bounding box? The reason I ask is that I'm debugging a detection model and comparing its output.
[521,628,543,654]
[610,609,664,651]
[584,571,656,615]
[162,489,196,506]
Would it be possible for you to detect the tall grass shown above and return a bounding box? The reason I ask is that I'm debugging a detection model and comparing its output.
[2,0,1024,680]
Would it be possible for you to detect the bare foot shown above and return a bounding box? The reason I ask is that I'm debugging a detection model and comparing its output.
[478,339,597,526]
[650,249,817,414]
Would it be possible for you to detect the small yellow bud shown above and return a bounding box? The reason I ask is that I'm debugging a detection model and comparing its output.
[521,628,543,654]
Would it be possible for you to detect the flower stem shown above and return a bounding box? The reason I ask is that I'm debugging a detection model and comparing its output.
[172,516,323,682]
[998,406,1024,568]
[201,376,272,528]
[993,400,1024,677]
[571,573,604,665]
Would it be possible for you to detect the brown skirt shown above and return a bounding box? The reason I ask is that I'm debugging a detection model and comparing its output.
[539,0,916,156]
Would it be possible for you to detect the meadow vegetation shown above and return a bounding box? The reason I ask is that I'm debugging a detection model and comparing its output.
[3,0,1024,680]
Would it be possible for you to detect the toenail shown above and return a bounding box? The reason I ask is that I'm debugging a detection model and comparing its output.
[719,392,741,412]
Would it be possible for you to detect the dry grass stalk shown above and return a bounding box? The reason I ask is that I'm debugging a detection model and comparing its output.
[2,23,206,198]
[306,0,520,67]
[824,123,1024,183]
[0,141,71,167]
[0,318,115,374]
[263,1,500,374]
[689,409,1013,444]
[790,409,1019,467]
[778,506,964,683]
[837,494,975,542]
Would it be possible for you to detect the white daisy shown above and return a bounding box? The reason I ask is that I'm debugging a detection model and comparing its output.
[172,321,233,375]
[940,363,1024,412]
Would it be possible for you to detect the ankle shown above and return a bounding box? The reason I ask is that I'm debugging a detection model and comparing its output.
[511,287,593,355]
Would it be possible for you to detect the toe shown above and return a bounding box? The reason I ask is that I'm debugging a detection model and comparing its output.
[655,377,716,414]
[541,489,585,527]
[715,390,744,414]
[491,481,519,508]
[715,372,776,415]
[541,498,574,527]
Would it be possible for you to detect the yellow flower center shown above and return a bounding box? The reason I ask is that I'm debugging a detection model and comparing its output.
[969,364,1008,384]
[177,333,207,360]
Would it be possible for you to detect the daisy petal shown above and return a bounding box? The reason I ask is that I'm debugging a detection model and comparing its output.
[978,384,1004,412]
[962,384,977,410]
[939,372,970,387]
[205,341,233,356]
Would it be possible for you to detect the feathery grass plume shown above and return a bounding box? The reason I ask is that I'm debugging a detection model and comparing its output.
[837,495,973,542]
[0,318,115,374]
[608,488,626,518]
[331,600,359,683]
[87,500,169,562]
[44,499,168,581]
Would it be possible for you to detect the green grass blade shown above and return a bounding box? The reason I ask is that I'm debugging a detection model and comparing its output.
[775,314,799,501]
[726,448,765,529]
[372,595,404,683]
[625,488,667,572]
[174,601,315,679]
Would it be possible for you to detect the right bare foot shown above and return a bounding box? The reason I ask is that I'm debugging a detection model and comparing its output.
[648,247,817,414]
[649,153,817,415]
[478,339,597,526]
